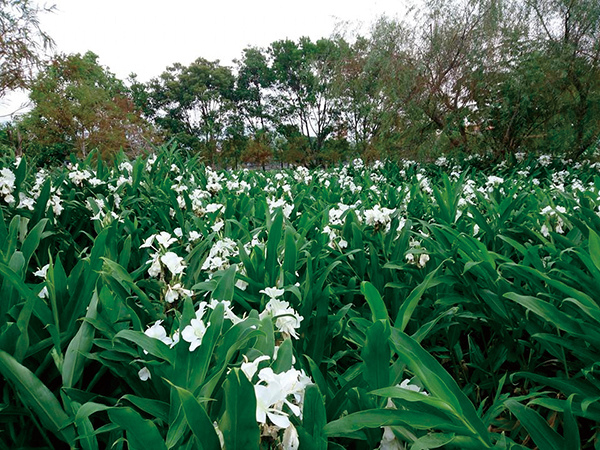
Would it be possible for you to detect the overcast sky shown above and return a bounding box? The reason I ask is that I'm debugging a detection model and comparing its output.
[1,0,410,118]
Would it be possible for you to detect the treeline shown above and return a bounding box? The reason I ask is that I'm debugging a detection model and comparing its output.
[2,0,599,166]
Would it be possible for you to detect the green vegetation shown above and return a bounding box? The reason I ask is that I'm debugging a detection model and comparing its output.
[1,149,600,448]
[1,0,600,448]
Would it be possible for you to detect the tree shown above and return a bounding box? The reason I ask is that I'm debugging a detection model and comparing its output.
[0,0,54,99]
[18,51,157,162]
[527,0,600,158]
[233,47,275,133]
[269,37,347,166]
[145,58,235,164]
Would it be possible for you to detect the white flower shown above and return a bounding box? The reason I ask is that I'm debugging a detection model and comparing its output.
[236,279,249,291]
[378,426,405,450]
[38,286,49,299]
[138,367,151,381]
[541,224,550,237]
[364,205,396,231]
[259,297,303,339]
[144,320,173,347]
[147,254,162,278]
[254,384,291,428]
[241,355,271,381]
[34,264,50,279]
[119,161,133,173]
[182,318,209,351]
[260,287,285,300]
[212,220,225,232]
[206,203,224,213]
[17,193,35,210]
[398,378,428,395]
[140,235,155,249]
[282,423,300,450]
[189,230,202,242]
[165,283,193,303]
[161,252,186,275]
[156,231,177,249]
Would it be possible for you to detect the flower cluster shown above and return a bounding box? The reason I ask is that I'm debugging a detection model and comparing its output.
[0,168,16,204]
[540,205,567,237]
[406,238,430,268]
[259,287,303,339]
[240,352,311,447]
[202,237,238,274]
[363,204,396,232]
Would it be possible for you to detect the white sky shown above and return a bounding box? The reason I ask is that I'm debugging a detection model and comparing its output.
[1,0,411,119]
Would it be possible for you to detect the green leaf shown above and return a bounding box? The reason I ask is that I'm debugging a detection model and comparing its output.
[395,260,444,331]
[114,330,175,365]
[0,350,76,445]
[389,329,491,447]
[361,320,391,391]
[212,264,237,302]
[299,384,327,450]
[219,369,260,450]
[266,210,284,285]
[272,336,294,373]
[361,281,388,323]
[63,290,99,387]
[170,383,221,450]
[588,228,600,273]
[108,407,167,450]
[412,432,456,450]
[323,409,465,437]
[505,399,566,450]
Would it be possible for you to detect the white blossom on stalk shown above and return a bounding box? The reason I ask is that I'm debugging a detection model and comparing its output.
[260,296,303,339]
[138,367,151,381]
[364,205,396,232]
[0,168,16,203]
[17,193,35,210]
[160,252,186,276]
[144,320,173,347]
[182,318,209,351]
[212,220,225,232]
[155,231,177,248]
[282,424,300,450]
[164,283,193,303]
[260,287,285,300]
[255,384,291,428]
[33,264,50,278]
[241,355,271,380]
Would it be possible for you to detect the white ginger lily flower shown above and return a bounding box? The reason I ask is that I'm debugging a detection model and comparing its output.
[161,252,186,275]
[182,318,209,351]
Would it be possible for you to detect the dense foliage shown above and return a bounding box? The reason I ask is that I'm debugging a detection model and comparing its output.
[1,148,600,448]
[0,0,54,100]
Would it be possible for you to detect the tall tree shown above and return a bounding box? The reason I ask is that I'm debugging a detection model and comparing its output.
[527,0,600,158]
[18,51,156,162]
[145,58,235,164]
[234,47,274,133]
[0,0,54,99]
[269,37,347,165]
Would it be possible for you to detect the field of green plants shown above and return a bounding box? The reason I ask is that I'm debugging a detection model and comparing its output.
[1,147,600,449]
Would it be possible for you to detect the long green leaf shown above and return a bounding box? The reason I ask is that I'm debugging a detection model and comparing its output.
[0,350,76,445]
[108,407,167,450]
[505,399,566,450]
[361,281,388,323]
[219,369,260,450]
